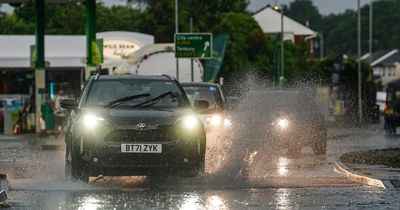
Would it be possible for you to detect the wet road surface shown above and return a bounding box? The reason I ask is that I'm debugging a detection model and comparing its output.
[2,123,400,209]
[2,88,400,210]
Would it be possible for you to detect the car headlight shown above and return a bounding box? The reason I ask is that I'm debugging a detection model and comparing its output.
[223,118,232,128]
[181,115,200,130]
[83,114,105,129]
[207,115,222,126]
[275,117,289,130]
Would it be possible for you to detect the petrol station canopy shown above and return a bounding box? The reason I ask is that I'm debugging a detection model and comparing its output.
[0,32,154,68]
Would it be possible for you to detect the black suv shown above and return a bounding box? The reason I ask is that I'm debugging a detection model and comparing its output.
[61,74,207,181]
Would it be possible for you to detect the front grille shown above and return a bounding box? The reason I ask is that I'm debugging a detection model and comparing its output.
[105,126,175,142]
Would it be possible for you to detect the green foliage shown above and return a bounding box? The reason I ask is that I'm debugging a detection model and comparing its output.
[96,4,143,32]
[285,0,321,29]
[370,0,400,51]
[0,13,33,34]
[9,3,142,35]
[212,12,269,76]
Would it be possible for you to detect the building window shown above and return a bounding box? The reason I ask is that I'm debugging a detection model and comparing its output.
[383,69,385,76]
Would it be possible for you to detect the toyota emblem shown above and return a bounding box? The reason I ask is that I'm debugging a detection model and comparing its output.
[136,123,148,130]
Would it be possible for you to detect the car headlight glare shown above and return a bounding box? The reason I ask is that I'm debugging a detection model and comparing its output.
[208,115,222,126]
[277,118,289,129]
[182,115,199,130]
[83,114,104,129]
[223,118,232,128]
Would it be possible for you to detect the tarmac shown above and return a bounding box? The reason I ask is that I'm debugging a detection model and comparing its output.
[1,126,400,191]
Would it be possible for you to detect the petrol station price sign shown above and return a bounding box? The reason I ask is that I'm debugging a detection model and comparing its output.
[175,33,212,59]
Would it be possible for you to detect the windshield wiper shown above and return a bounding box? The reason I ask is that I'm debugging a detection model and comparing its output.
[132,91,173,108]
[104,93,150,108]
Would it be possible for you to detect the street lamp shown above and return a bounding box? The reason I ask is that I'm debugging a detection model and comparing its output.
[273,5,285,85]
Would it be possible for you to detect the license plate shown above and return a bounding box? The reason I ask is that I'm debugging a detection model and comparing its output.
[121,144,162,153]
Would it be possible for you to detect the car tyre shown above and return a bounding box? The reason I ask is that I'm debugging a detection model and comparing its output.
[313,132,327,156]
[287,144,301,157]
[65,141,89,183]
[181,167,199,177]
[199,135,206,174]
[385,127,396,135]
[313,140,326,155]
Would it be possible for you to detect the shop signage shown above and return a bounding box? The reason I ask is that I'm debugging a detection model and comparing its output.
[103,40,140,60]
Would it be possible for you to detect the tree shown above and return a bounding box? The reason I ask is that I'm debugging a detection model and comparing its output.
[0,13,33,34]
[10,3,143,35]
[285,0,322,29]
[212,12,269,77]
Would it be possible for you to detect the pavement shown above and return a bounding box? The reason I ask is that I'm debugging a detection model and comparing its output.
[335,148,400,189]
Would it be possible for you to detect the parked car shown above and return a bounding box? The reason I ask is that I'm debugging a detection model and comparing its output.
[61,74,207,182]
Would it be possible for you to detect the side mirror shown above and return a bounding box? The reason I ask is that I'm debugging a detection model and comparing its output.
[60,99,78,110]
[194,100,209,110]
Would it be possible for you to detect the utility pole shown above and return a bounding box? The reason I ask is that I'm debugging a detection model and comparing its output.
[320,32,324,60]
[280,7,284,80]
[358,0,363,124]
[175,0,179,81]
[369,0,373,63]
[190,17,194,82]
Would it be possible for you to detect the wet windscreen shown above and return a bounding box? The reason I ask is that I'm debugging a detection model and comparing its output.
[85,79,188,108]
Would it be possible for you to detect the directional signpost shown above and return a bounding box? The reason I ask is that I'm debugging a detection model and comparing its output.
[175,33,212,59]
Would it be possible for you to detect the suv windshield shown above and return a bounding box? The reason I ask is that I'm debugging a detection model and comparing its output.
[85,79,188,108]
[183,86,219,110]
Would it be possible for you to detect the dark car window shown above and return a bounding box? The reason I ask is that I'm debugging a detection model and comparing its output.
[183,86,219,109]
[85,79,188,108]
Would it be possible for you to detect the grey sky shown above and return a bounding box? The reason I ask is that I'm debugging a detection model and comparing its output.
[1,0,370,15]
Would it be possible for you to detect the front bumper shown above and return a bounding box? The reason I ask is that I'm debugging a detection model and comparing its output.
[270,126,325,146]
[75,126,204,176]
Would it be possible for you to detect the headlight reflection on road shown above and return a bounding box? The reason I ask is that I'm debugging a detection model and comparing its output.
[277,157,289,177]
[179,195,202,210]
[79,196,101,210]
[206,195,228,210]
[275,188,291,209]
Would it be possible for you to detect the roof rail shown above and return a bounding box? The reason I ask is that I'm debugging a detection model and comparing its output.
[161,74,175,81]
[94,73,100,80]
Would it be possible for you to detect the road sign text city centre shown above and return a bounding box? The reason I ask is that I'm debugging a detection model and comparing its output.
[175,33,212,59]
